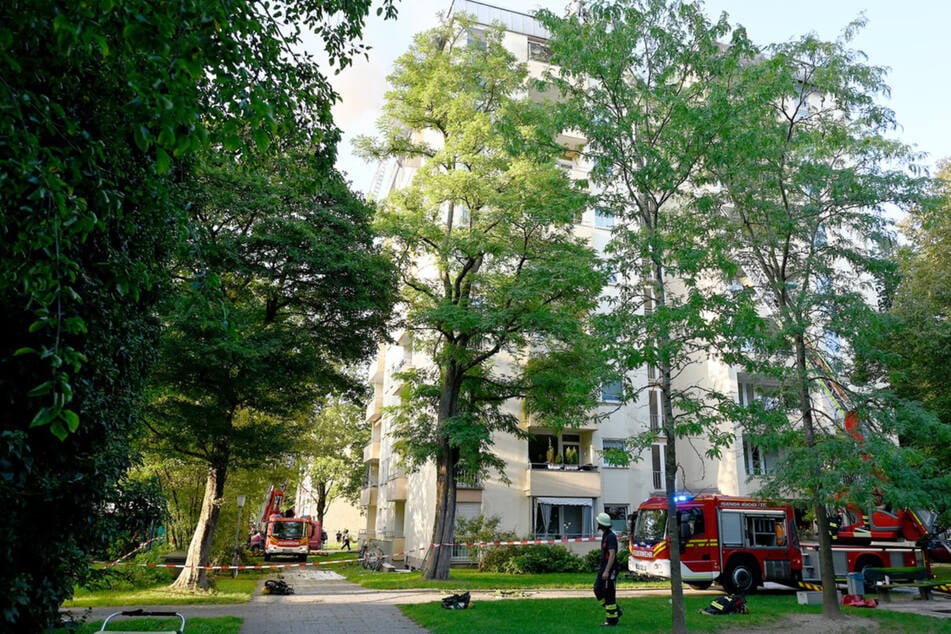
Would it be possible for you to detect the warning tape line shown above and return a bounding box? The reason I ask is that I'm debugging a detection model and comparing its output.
[100,534,628,571]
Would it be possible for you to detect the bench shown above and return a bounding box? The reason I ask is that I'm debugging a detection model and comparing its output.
[863,567,941,602]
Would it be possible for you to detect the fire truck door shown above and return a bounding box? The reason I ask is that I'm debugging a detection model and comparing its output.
[680,508,716,575]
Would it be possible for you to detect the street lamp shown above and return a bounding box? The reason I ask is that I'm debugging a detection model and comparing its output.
[232,494,247,577]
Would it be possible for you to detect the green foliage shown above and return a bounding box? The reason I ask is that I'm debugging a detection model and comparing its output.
[362,13,606,579]
[301,395,373,520]
[481,545,585,575]
[81,557,175,593]
[455,514,519,570]
[582,545,630,573]
[91,474,168,561]
[0,0,397,627]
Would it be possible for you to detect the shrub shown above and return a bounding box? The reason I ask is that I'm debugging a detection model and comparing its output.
[454,514,519,570]
[479,545,520,572]
[490,545,585,574]
[584,544,630,572]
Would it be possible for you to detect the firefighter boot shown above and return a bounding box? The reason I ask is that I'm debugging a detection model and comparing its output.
[603,602,620,626]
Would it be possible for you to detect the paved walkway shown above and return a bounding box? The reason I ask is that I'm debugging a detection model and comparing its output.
[76,569,951,633]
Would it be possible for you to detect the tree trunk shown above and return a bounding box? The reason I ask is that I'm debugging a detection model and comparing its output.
[422,365,462,580]
[422,440,458,580]
[654,256,687,634]
[171,463,228,590]
[314,481,328,526]
[795,334,841,618]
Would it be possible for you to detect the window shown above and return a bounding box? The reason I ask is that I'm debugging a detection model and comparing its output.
[648,389,663,431]
[534,498,593,538]
[529,433,586,466]
[467,27,487,49]
[600,378,622,403]
[603,504,629,533]
[594,207,615,229]
[528,38,552,63]
[737,379,781,476]
[743,437,778,476]
[562,434,581,465]
[601,438,628,467]
[452,502,482,559]
[651,444,664,490]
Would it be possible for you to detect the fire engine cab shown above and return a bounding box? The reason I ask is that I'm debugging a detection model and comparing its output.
[629,494,926,594]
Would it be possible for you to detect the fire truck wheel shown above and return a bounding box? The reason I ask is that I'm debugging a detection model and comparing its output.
[687,582,712,590]
[723,560,758,594]
[264,553,271,562]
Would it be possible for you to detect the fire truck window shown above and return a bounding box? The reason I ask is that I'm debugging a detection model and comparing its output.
[690,508,705,535]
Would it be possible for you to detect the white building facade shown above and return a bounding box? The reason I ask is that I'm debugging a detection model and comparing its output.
[360,1,820,568]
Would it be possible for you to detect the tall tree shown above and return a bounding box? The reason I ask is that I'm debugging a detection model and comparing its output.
[300,395,372,526]
[1,0,395,627]
[358,15,606,580]
[537,3,750,629]
[146,148,397,590]
[885,160,951,525]
[707,19,940,617]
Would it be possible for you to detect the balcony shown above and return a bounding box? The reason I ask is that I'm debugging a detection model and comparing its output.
[387,476,408,501]
[525,464,600,498]
[363,441,380,464]
[360,485,378,507]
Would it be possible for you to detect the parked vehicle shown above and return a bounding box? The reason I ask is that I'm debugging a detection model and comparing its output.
[255,483,321,562]
[628,494,929,594]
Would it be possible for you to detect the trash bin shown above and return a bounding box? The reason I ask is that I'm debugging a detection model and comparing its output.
[846,571,864,595]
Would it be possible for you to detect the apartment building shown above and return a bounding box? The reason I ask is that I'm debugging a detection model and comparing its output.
[359,1,803,568]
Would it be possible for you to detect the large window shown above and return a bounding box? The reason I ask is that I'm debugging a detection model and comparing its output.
[743,438,778,476]
[594,207,615,229]
[528,38,552,63]
[600,378,622,403]
[451,502,482,560]
[603,504,629,533]
[529,433,586,466]
[737,379,781,476]
[534,497,593,538]
[601,438,628,468]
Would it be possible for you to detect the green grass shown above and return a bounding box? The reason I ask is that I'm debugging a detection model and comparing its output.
[74,616,241,633]
[336,565,667,591]
[400,594,951,633]
[65,576,260,608]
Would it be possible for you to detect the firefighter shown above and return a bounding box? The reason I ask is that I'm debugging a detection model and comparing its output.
[594,512,622,627]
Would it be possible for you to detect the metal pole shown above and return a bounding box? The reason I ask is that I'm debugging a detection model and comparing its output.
[233,494,246,577]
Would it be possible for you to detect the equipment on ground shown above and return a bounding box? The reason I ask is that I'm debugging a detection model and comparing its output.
[98,609,185,634]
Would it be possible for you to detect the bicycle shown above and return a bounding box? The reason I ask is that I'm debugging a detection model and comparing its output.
[359,540,385,571]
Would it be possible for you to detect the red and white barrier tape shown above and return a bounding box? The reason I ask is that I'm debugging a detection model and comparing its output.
[104,533,627,571]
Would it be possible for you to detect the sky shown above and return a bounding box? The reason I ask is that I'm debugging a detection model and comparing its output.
[325,1,950,194]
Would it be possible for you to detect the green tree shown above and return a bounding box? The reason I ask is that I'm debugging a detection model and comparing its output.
[1,0,397,625]
[537,3,750,629]
[146,148,396,590]
[708,19,940,617]
[358,15,606,580]
[886,160,951,525]
[300,395,372,526]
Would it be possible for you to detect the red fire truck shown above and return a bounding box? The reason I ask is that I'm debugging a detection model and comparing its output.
[628,494,927,594]
[256,483,322,562]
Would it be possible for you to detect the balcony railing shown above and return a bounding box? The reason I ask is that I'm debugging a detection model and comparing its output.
[363,440,380,463]
[359,485,378,507]
[525,465,600,498]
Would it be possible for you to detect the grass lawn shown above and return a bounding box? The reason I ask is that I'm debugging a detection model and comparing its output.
[336,564,667,591]
[400,594,951,633]
[65,575,261,608]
